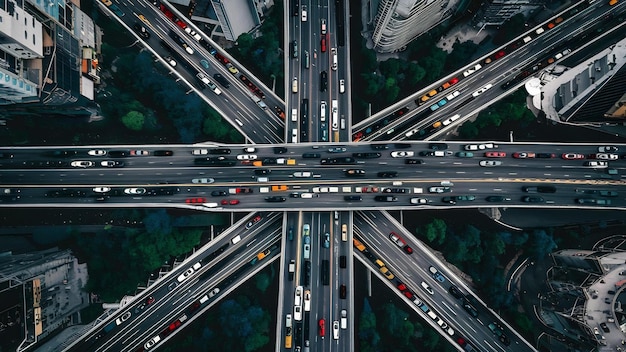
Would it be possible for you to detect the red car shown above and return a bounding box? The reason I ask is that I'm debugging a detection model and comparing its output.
[221,199,240,205]
[320,38,326,52]
[353,131,364,142]
[485,151,506,158]
[235,187,253,194]
[318,319,325,337]
[397,283,407,291]
[403,290,413,299]
[562,153,585,160]
[448,77,459,85]
[512,152,535,158]
[361,186,379,193]
[186,197,206,204]
[175,19,187,29]
[494,50,506,59]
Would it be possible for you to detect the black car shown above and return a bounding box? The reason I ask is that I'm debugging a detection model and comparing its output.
[0,152,14,159]
[273,147,288,154]
[320,71,328,92]
[47,150,78,158]
[448,285,464,299]
[485,195,511,202]
[522,196,544,203]
[132,23,150,38]
[405,159,424,165]
[522,185,556,193]
[377,171,397,178]
[108,150,129,158]
[462,299,479,318]
[600,322,610,333]
[429,143,448,150]
[441,197,457,204]
[302,153,321,158]
[344,195,362,201]
[352,152,381,159]
[211,190,228,196]
[394,143,412,149]
[370,144,389,150]
[254,169,270,175]
[418,151,433,156]
[320,157,356,165]
[382,188,408,194]
[340,255,347,268]
[209,148,231,154]
[213,73,230,88]
[46,189,86,198]
[374,195,397,202]
[263,158,278,165]
[265,196,286,202]
[536,153,556,158]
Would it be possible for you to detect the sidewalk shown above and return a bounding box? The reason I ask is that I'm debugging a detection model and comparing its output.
[436,24,493,53]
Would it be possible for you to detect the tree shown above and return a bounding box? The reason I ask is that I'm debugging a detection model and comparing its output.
[445,41,479,70]
[526,229,557,260]
[418,218,447,245]
[358,298,380,350]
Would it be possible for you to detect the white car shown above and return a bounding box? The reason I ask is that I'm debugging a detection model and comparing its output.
[208,287,220,298]
[391,151,414,158]
[100,160,123,167]
[88,150,106,156]
[301,5,307,21]
[71,160,94,168]
[410,198,429,204]
[243,147,256,153]
[192,178,214,184]
[464,144,484,151]
[332,320,340,340]
[294,305,303,321]
[340,309,347,329]
[236,154,257,160]
[472,83,493,97]
[303,290,311,311]
[164,56,177,67]
[184,27,202,41]
[294,286,303,307]
[192,149,208,155]
[479,160,502,167]
[585,160,608,168]
[93,187,111,193]
[124,188,146,195]
[596,153,619,160]
[339,79,345,93]
[177,262,201,282]
[293,171,312,178]
[115,311,131,325]
[144,336,161,350]
[421,281,434,295]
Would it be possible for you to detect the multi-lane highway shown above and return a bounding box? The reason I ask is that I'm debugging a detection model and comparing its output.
[2,142,624,210]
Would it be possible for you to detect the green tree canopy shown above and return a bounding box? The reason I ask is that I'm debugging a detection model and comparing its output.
[121,110,145,131]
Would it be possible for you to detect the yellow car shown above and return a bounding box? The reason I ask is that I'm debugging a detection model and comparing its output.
[138,14,151,26]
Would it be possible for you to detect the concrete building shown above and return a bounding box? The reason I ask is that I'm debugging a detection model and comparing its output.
[370,0,456,53]
[0,248,89,352]
[191,0,275,43]
[473,0,545,28]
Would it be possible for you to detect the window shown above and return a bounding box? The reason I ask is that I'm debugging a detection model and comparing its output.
[25,30,27,39]
[33,34,35,45]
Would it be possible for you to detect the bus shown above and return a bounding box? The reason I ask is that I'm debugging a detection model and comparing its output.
[321,260,329,285]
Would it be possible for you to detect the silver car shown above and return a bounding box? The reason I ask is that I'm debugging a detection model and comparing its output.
[192,178,214,184]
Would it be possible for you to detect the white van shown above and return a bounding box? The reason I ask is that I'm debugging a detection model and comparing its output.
[331,48,338,70]
[291,109,298,122]
[320,101,327,122]
[292,128,298,143]
[231,235,241,244]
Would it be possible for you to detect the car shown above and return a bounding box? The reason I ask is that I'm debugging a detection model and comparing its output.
[344,169,365,176]
[429,143,448,150]
[389,232,413,254]
[226,63,239,74]
[164,56,177,67]
[464,144,484,151]
[177,262,201,282]
[374,195,397,202]
[380,267,395,279]
[600,322,610,333]
[405,159,424,164]
[485,151,506,158]
[598,146,618,153]
[70,160,93,168]
[123,188,145,195]
[391,151,414,158]
[144,335,161,350]
[108,150,129,158]
[522,185,557,193]
[320,157,356,165]
[318,319,325,337]
[428,186,451,193]
[596,153,619,160]
[485,195,511,202]
[377,171,397,178]
[353,152,381,159]
[421,281,434,295]
[186,197,207,204]
[479,160,502,167]
[153,150,173,156]
[236,154,257,160]
[448,285,464,299]
[360,186,380,193]
[192,178,214,184]
[220,199,239,205]
[265,196,286,202]
[340,284,347,298]
[332,321,340,340]
[208,287,220,298]
[462,299,479,317]
[562,153,585,160]
[133,22,150,38]
[472,83,493,97]
[130,150,149,156]
[211,190,227,197]
[323,233,330,248]
[522,196,544,203]
[192,149,208,155]
[536,153,556,158]
[273,147,288,154]
[100,160,124,168]
[88,150,106,156]
[512,152,536,158]
[410,197,429,205]
[584,160,608,168]
[442,197,456,204]
[339,79,345,93]
[429,266,446,282]
[456,152,474,158]
[382,188,408,194]
[200,59,210,69]
[344,195,363,201]
[454,195,475,201]
[599,190,618,197]
[328,146,347,153]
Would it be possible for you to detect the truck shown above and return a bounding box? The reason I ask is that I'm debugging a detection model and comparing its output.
[259,187,270,193]
[413,188,423,193]
[251,95,267,110]
[288,260,295,281]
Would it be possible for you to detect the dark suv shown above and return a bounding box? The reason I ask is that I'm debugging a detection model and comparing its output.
[320,71,328,92]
